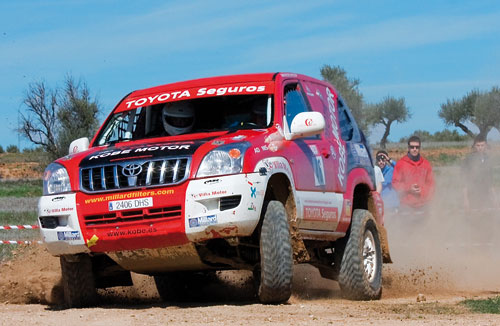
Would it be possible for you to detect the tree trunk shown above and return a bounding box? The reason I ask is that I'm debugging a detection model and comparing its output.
[380,122,392,149]
[455,122,475,138]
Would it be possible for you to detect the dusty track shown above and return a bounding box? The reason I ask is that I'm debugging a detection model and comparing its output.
[1,170,500,325]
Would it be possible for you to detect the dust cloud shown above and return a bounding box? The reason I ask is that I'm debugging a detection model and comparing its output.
[383,165,500,297]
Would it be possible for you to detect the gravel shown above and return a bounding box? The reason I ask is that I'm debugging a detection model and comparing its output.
[0,197,39,212]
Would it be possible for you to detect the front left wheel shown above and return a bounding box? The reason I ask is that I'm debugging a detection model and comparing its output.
[256,200,293,304]
[338,209,382,300]
[60,254,98,308]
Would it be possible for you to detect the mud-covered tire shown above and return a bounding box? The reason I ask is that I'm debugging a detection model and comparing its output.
[60,254,98,308]
[257,200,293,304]
[338,209,382,300]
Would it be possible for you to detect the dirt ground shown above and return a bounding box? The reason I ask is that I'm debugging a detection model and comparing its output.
[2,211,500,325]
[0,162,41,180]
[2,154,500,325]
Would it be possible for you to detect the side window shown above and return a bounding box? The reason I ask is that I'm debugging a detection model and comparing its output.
[98,109,141,145]
[338,100,354,141]
[284,82,310,128]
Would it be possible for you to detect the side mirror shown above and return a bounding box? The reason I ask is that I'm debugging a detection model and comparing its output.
[68,137,89,155]
[285,112,325,140]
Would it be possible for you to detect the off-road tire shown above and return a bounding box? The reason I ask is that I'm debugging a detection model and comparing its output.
[257,200,293,304]
[338,209,382,300]
[60,254,98,308]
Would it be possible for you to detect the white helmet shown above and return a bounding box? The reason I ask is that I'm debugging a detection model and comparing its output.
[162,102,195,135]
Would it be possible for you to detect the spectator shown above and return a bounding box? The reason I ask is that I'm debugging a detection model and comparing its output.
[392,135,435,210]
[375,150,399,210]
[462,135,499,210]
[374,164,384,194]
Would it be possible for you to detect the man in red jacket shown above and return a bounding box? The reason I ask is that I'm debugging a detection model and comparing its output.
[393,135,435,210]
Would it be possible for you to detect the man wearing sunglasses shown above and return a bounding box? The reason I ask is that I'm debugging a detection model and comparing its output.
[392,135,435,211]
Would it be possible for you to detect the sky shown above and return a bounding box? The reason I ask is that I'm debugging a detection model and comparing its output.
[1,0,500,150]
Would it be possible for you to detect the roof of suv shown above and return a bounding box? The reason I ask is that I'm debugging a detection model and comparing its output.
[130,73,279,98]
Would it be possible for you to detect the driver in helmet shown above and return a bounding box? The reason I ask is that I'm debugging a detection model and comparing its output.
[162,102,195,136]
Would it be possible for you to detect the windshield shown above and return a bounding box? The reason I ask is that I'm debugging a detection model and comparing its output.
[96,94,273,146]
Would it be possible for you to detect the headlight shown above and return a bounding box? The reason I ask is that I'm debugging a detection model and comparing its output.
[197,142,250,178]
[43,163,72,195]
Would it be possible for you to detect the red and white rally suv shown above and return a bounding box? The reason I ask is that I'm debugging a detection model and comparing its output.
[39,72,391,307]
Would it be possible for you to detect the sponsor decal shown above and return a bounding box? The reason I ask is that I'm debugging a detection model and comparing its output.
[86,234,99,248]
[106,227,157,237]
[57,231,81,241]
[250,187,257,198]
[192,190,227,199]
[212,140,225,145]
[189,215,218,228]
[232,135,246,140]
[330,145,337,159]
[248,202,256,211]
[124,85,268,110]
[51,196,66,202]
[84,189,173,204]
[203,178,221,185]
[253,145,270,154]
[326,87,346,186]
[87,144,191,161]
[262,159,290,173]
[197,85,266,96]
[43,207,74,214]
[303,206,338,221]
[268,143,278,152]
[305,118,313,127]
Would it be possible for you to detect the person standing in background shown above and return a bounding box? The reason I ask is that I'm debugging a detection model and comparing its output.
[462,135,499,210]
[392,136,435,211]
[376,150,399,211]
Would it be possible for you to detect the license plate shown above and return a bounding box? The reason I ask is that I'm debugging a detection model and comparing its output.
[108,197,153,211]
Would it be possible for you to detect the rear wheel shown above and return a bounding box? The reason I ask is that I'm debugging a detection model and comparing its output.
[338,209,382,300]
[60,254,98,308]
[256,200,293,303]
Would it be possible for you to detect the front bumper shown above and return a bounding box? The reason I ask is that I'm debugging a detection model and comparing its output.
[38,193,90,255]
[39,173,267,256]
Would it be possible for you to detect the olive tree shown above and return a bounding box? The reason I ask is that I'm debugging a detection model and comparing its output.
[439,87,500,139]
[366,96,410,149]
[320,65,367,133]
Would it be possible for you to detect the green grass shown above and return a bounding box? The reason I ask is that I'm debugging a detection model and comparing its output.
[0,151,48,164]
[0,211,39,261]
[462,296,500,314]
[0,211,38,225]
[0,179,42,197]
